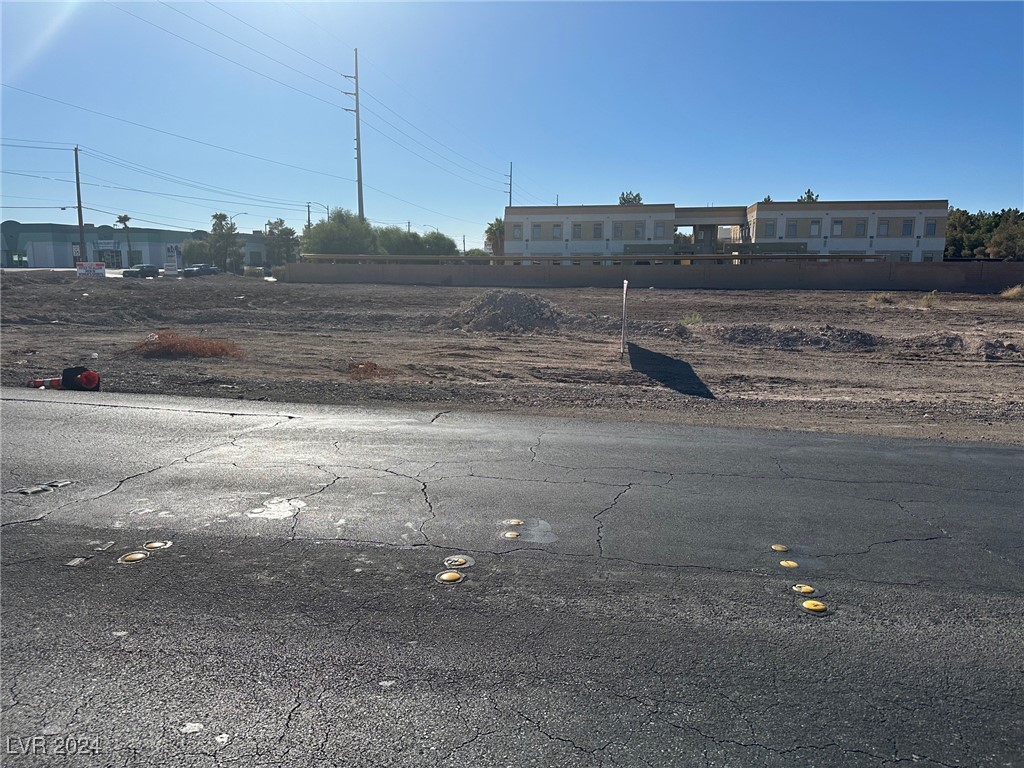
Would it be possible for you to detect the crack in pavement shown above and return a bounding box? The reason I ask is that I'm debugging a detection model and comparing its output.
[595,485,633,557]
[817,535,952,558]
[653,714,906,764]
[511,706,620,756]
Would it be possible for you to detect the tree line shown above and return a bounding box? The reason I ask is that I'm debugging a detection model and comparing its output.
[944,208,1023,261]
[177,209,466,273]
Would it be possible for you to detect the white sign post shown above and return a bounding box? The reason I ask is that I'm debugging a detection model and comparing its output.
[620,279,629,358]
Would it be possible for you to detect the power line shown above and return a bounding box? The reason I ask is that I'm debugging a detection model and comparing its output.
[2,86,488,226]
[107,2,351,112]
[358,120,504,194]
[79,147,313,208]
[157,1,351,98]
[274,2,523,189]
[2,85,357,182]
[3,169,307,220]
[82,205,201,231]
[207,1,346,78]
[107,2,513,210]
[187,2,507,194]
[0,142,74,152]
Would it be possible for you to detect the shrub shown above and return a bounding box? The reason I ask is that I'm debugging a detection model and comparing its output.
[679,313,703,326]
[348,361,392,380]
[999,284,1024,300]
[132,332,243,359]
[919,289,939,308]
[869,292,895,305]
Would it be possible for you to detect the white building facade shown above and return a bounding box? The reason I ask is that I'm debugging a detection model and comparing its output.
[502,199,949,263]
[501,204,677,264]
[744,200,948,262]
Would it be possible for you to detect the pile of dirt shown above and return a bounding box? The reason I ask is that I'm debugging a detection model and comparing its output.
[894,333,967,353]
[712,324,878,352]
[978,339,1024,361]
[713,325,814,350]
[811,325,878,351]
[442,290,566,333]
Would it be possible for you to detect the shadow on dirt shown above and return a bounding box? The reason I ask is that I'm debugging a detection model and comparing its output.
[627,343,715,399]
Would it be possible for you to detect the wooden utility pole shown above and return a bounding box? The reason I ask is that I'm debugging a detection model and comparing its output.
[74,146,86,263]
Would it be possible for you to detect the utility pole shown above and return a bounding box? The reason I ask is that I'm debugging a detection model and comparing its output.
[74,146,86,263]
[462,235,466,256]
[306,203,312,229]
[343,49,364,221]
[407,221,411,233]
[506,162,512,207]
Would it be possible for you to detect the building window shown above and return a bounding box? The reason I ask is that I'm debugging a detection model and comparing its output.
[593,223,603,239]
[572,223,582,239]
[878,220,889,236]
[855,221,866,237]
[925,219,937,236]
[655,222,665,238]
[634,223,644,239]
[923,255,933,262]
[899,254,911,262]
[512,224,522,240]
[532,224,542,239]
[832,220,843,236]
[613,223,623,239]
[810,220,821,237]
[698,230,705,241]
[552,224,561,239]
[786,221,797,238]
[902,219,914,236]
[765,221,776,237]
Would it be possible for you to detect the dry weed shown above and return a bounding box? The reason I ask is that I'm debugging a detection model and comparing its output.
[919,290,940,309]
[132,332,243,358]
[999,284,1024,300]
[869,292,895,305]
[348,361,392,380]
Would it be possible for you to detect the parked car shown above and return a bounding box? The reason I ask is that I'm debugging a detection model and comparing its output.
[122,264,161,278]
[182,263,220,277]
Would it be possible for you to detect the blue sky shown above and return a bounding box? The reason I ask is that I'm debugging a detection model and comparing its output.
[2,1,1022,248]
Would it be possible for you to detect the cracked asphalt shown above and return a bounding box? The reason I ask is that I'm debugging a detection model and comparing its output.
[1,388,1022,767]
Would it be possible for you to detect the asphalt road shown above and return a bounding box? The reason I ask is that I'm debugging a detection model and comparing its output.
[1,389,1021,768]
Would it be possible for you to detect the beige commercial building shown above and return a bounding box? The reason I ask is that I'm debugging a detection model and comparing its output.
[502,199,949,263]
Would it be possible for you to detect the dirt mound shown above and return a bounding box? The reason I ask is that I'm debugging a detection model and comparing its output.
[714,325,812,350]
[714,324,877,351]
[977,339,1023,361]
[443,290,565,332]
[895,333,966,353]
[812,325,878,351]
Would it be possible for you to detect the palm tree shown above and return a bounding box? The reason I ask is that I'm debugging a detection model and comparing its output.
[484,217,505,258]
[116,215,134,266]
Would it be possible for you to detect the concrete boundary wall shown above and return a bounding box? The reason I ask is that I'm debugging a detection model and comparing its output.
[282,261,1024,294]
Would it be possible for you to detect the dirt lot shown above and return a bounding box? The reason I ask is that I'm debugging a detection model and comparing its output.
[2,270,1022,444]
